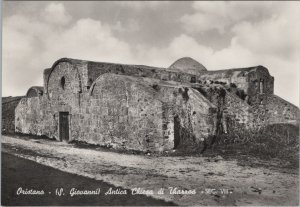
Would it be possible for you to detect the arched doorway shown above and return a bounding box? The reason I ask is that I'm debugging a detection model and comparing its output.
[174,115,181,149]
[59,112,69,142]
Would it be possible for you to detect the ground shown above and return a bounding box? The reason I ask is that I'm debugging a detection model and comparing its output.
[1,153,174,206]
[2,135,299,206]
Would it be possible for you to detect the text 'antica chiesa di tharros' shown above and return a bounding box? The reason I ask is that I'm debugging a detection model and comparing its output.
[13,57,299,152]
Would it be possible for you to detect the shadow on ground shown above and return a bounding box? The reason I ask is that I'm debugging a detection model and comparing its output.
[1,153,175,206]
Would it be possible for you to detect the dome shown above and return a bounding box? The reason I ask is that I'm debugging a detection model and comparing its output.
[168,57,207,75]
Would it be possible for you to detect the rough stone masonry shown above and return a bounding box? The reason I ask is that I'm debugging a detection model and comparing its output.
[14,57,299,152]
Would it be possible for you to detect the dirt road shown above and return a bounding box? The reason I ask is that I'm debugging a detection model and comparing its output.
[1,153,174,206]
[2,135,299,206]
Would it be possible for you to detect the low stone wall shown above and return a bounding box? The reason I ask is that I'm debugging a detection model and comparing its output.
[15,97,58,137]
[2,96,24,134]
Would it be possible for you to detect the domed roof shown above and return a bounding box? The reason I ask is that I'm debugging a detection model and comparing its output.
[168,57,207,75]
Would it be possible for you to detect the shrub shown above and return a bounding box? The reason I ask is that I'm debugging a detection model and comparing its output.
[211,123,299,165]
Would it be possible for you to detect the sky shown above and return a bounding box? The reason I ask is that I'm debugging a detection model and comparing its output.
[2,1,300,106]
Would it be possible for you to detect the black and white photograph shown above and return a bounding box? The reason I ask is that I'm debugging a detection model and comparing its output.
[1,1,300,206]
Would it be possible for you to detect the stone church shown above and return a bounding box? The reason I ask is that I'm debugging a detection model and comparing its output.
[15,57,299,152]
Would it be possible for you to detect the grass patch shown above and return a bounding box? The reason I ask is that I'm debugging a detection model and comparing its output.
[204,123,299,169]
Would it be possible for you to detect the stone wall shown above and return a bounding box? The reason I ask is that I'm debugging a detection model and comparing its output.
[16,60,86,140]
[2,96,24,134]
[47,61,83,106]
[45,59,89,96]
[44,58,200,94]
[43,68,51,93]
[223,91,253,130]
[197,66,274,106]
[15,97,53,136]
[74,74,164,152]
[193,84,253,135]
[87,61,197,85]
[246,66,274,106]
[44,59,274,109]
[26,89,39,97]
[15,72,217,152]
[26,86,44,97]
[199,69,249,89]
[14,57,298,153]
[265,95,299,125]
[155,85,217,150]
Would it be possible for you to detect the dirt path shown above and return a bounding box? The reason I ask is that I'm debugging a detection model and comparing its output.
[2,136,299,206]
[1,153,175,206]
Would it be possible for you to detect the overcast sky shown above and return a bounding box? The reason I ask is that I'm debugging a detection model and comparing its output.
[3,1,300,106]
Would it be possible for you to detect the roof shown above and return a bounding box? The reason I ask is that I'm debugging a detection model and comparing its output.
[26,86,44,97]
[43,68,52,75]
[168,57,207,75]
[47,58,271,85]
[198,65,271,78]
[50,57,209,77]
[51,57,166,71]
[89,73,215,109]
[51,58,88,69]
[201,65,268,74]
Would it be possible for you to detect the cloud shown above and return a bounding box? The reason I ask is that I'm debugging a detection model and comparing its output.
[42,2,72,25]
[177,1,300,105]
[133,30,299,105]
[2,3,133,97]
[45,18,132,62]
[181,2,285,34]
[114,1,170,10]
[231,5,300,60]
[111,19,139,33]
[133,34,213,68]
[3,2,299,106]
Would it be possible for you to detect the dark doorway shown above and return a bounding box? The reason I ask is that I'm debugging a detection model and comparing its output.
[174,115,181,149]
[59,112,69,142]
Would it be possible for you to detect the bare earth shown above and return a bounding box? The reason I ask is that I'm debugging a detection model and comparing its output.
[2,135,299,206]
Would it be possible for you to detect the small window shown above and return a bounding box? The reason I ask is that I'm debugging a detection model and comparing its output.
[191,76,196,83]
[61,77,65,90]
[87,78,93,89]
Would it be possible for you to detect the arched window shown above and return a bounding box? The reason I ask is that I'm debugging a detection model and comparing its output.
[259,79,264,94]
[87,78,93,89]
[61,76,65,90]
